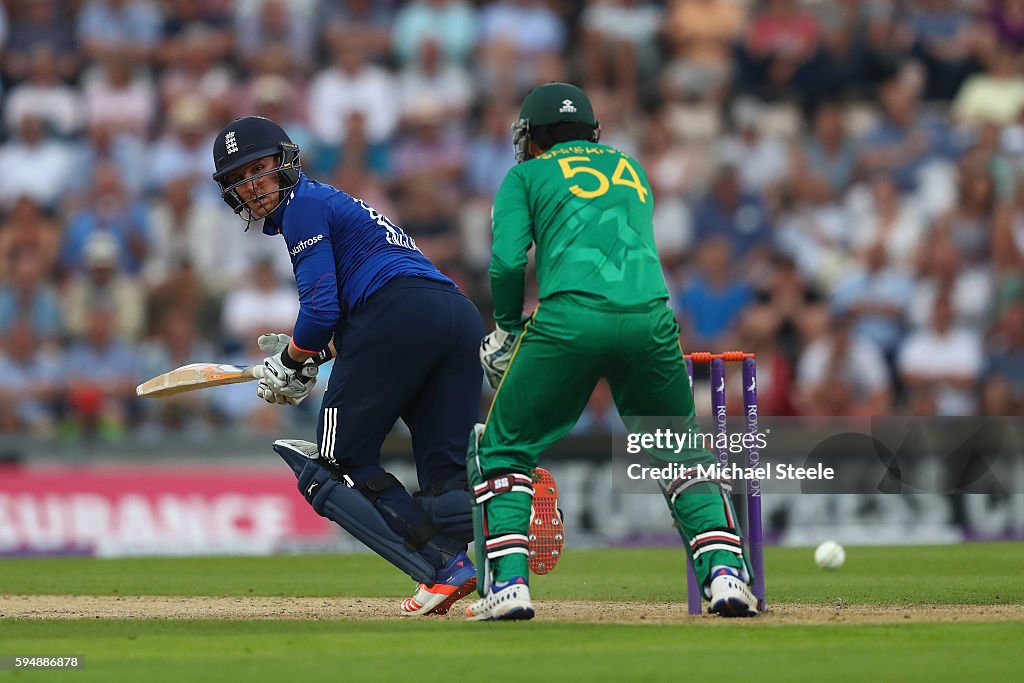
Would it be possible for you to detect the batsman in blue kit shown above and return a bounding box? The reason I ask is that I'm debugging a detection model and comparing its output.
[212,116,484,616]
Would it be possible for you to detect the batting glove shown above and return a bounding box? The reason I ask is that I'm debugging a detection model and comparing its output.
[480,328,518,390]
[257,377,301,405]
[262,349,319,403]
[258,332,292,356]
[257,333,302,405]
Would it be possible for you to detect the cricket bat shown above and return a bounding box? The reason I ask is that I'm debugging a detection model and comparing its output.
[136,363,265,398]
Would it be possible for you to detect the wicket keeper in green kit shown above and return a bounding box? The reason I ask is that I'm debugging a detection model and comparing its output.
[465,83,759,620]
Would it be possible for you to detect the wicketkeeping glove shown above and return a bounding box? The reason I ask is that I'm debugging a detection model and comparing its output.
[480,328,518,390]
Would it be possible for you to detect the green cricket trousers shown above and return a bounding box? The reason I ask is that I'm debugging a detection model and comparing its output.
[472,294,748,588]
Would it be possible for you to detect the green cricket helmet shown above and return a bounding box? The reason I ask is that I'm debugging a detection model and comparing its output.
[513,82,600,163]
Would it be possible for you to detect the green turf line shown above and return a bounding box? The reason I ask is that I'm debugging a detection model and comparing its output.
[0,620,1021,682]
[2,544,1022,605]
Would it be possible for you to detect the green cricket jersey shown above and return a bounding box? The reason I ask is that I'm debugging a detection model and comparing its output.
[489,140,669,332]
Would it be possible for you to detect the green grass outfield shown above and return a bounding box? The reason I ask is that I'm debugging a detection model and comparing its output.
[2,544,1023,682]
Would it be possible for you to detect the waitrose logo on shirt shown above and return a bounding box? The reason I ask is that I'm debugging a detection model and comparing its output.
[290,234,324,256]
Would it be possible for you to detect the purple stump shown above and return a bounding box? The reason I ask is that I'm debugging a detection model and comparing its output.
[742,357,766,611]
[710,358,728,468]
[684,356,702,615]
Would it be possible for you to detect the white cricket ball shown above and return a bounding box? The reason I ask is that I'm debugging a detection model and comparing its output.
[814,540,845,570]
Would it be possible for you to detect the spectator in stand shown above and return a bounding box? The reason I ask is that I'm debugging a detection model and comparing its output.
[231,41,306,127]
[0,196,61,277]
[993,177,1024,291]
[3,0,79,82]
[734,0,825,103]
[77,0,163,63]
[846,172,929,275]
[308,38,400,165]
[147,96,216,194]
[673,237,753,351]
[392,0,477,67]
[794,100,857,196]
[144,176,257,296]
[953,43,1024,126]
[245,74,315,173]
[465,102,518,199]
[854,1,916,93]
[0,113,77,212]
[391,96,468,194]
[145,258,212,338]
[61,160,151,277]
[795,311,892,416]
[662,0,746,105]
[0,318,63,436]
[905,0,983,100]
[157,0,233,66]
[156,24,234,120]
[579,0,663,105]
[855,76,956,192]
[4,46,85,139]
[396,177,463,276]
[233,0,317,71]
[398,39,475,124]
[716,97,791,200]
[0,250,62,343]
[313,111,391,178]
[985,0,1024,51]
[62,232,145,342]
[899,291,985,415]
[62,303,141,440]
[220,258,299,351]
[831,241,915,363]
[774,169,850,288]
[908,233,993,332]
[638,111,695,269]
[754,253,827,365]
[81,51,156,138]
[137,307,219,438]
[477,0,567,94]
[983,301,1024,414]
[933,159,998,267]
[321,0,394,60]
[692,164,773,264]
[71,121,149,197]
[734,304,796,416]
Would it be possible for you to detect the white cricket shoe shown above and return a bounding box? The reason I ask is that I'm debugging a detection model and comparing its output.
[708,569,759,617]
[465,578,534,621]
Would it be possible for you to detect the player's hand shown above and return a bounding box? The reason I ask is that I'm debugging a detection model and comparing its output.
[257,377,301,405]
[480,328,518,390]
[257,333,305,405]
[258,332,292,356]
[262,349,319,403]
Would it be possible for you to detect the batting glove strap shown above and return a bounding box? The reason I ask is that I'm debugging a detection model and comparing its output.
[279,348,307,371]
[473,473,534,504]
[263,351,318,399]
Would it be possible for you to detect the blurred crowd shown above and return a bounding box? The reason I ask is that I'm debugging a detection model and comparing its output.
[0,0,1022,443]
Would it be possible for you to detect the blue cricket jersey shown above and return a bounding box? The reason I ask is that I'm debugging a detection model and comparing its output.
[263,174,454,353]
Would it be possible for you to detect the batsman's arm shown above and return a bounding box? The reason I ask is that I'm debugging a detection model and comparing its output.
[489,168,534,333]
[289,205,341,361]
